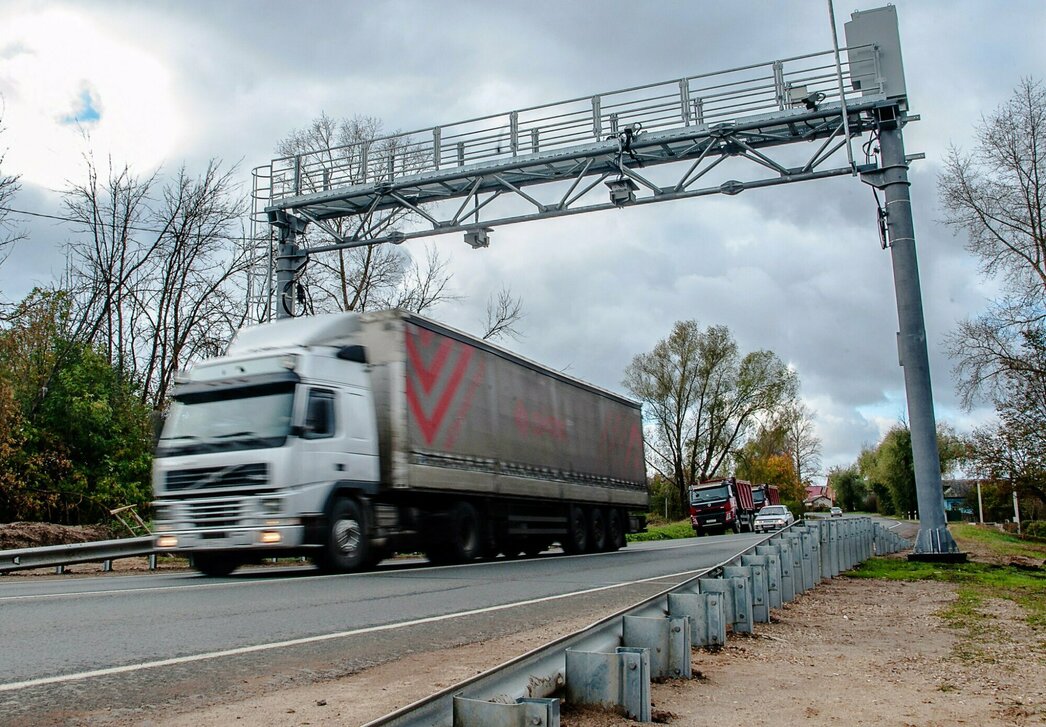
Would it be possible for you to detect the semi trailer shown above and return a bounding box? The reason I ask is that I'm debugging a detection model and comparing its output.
[152,309,648,575]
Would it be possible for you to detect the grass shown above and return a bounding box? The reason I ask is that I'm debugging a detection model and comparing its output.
[848,524,1046,660]
[627,519,697,542]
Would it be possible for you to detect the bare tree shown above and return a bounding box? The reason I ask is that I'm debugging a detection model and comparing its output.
[939,77,1046,407]
[622,320,798,509]
[276,113,453,315]
[481,285,525,341]
[781,402,822,486]
[0,114,24,267]
[63,152,250,408]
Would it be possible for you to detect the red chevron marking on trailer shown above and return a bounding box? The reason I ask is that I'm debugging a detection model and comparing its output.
[405,329,474,445]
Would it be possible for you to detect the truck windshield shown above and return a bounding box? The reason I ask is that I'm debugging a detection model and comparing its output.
[689,485,729,504]
[157,386,295,457]
[752,489,765,505]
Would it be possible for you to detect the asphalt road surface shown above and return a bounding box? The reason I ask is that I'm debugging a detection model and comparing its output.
[0,533,763,724]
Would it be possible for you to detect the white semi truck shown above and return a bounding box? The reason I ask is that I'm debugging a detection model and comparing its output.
[153,309,648,575]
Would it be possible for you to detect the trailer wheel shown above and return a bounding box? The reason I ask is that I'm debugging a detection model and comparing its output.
[605,509,625,551]
[318,498,370,573]
[562,505,588,554]
[587,507,607,553]
[449,501,481,562]
[428,502,481,564]
[192,553,241,577]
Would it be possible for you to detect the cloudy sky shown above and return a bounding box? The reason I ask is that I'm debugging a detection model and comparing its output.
[1,0,1043,476]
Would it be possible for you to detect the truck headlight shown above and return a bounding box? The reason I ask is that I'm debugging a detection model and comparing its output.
[260,497,282,514]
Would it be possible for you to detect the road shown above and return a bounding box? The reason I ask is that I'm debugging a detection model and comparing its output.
[0,533,762,724]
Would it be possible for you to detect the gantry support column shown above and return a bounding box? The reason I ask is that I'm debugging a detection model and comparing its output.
[862,109,961,558]
[270,211,308,319]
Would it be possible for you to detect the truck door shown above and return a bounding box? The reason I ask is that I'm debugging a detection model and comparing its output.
[299,387,349,487]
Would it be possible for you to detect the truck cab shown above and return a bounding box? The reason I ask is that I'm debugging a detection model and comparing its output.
[153,319,379,575]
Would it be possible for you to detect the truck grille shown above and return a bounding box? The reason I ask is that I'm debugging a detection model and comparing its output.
[186,498,246,529]
[165,463,268,492]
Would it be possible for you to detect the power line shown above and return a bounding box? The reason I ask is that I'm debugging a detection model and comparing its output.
[0,205,252,242]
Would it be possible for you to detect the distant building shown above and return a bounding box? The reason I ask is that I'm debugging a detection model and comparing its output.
[804,483,834,509]
[942,479,978,521]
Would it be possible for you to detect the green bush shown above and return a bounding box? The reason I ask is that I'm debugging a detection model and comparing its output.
[1024,521,1046,539]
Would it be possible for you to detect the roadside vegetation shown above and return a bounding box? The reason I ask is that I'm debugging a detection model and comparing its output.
[849,525,1046,661]
[627,519,695,542]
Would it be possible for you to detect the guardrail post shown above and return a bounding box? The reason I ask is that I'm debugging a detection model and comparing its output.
[565,647,651,722]
[738,557,771,624]
[668,592,725,650]
[102,559,112,572]
[623,615,691,679]
[699,576,752,634]
[453,696,560,727]
[784,535,807,595]
[829,520,841,576]
[774,538,796,603]
[754,545,783,609]
[817,521,833,580]
[149,553,157,570]
[798,530,816,590]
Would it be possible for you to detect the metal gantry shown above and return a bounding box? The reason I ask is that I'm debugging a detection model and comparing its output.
[250,5,958,557]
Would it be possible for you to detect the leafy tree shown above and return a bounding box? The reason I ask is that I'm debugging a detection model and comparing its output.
[858,423,964,516]
[829,465,867,512]
[734,420,805,503]
[0,290,152,523]
[623,320,798,512]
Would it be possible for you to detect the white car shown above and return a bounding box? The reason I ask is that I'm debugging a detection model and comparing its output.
[753,505,794,532]
[830,506,843,517]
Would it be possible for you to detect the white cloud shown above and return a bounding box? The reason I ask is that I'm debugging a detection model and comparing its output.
[0,5,181,189]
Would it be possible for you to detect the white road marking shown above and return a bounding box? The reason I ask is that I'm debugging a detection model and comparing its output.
[0,564,709,692]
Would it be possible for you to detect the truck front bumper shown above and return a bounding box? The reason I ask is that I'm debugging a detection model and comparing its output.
[155,522,308,552]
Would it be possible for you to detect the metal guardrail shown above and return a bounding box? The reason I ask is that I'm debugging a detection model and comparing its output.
[364,517,909,726]
[0,537,156,574]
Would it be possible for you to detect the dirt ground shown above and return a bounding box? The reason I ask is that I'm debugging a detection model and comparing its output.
[7,522,1045,725]
[131,570,1044,726]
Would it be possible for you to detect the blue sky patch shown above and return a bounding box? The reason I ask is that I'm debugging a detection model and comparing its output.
[59,87,101,125]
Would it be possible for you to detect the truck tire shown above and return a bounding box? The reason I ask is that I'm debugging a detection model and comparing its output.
[587,507,607,552]
[448,501,482,562]
[427,502,481,565]
[605,509,625,551]
[318,497,370,573]
[192,553,241,577]
[562,504,588,554]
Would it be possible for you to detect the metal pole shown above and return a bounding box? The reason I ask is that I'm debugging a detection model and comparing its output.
[976,480,984,524]
[1012,488,1021,535]
[870,119,960,557]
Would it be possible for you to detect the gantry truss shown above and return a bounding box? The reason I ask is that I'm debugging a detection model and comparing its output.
[250,31,910,268]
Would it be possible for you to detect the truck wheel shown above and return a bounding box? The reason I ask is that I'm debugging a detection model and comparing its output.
[731,519,741,535]
[192,553,241,577]
[587,507,607,553]
[605,509,624,551]
[318,498,370,573]
[562,505,588,554]
[448,502,482,562]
